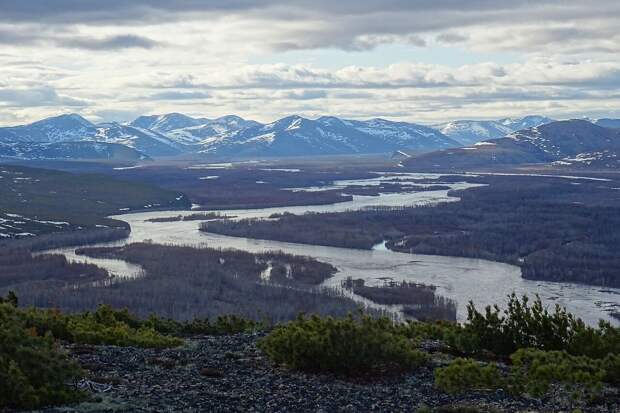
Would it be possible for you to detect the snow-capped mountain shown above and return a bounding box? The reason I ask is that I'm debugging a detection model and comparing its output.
[3,113,618,163]
[0,114,97,143]
[434,116,554,146]
[164,115,262,145]
[335,117,461,150]
[129,113,207,133]
[199,115,378,157]
[95,123,183,157]
[198,115,459,157]
[404,120,620,170]
[433,120,513,146]
[0,114,181,159]
[498,115,555,132]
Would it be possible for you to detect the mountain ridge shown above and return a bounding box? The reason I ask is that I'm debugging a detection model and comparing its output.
[1,113,618,163]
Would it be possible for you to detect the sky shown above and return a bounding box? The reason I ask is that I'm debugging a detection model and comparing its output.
[0,0,619,126]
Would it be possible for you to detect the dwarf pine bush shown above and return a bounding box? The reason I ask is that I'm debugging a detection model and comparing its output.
[434,358,502,394]
[21,304,182,348]
[509,348,609,398]
[0,301,83,410]
[445,294,620,358]
[435,349,620,399]
[259,313,429,375]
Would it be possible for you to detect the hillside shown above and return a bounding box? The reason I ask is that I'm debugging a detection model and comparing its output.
[0,164,188,239]
[404,120,620,171]
[2,293,618,412]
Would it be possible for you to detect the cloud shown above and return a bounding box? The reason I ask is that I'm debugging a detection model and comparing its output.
[0,1,619,124]
[0,86,88,107]
[0,1,618,54]
[62,34,160,50]
[436,33,468,44]
[0,27,160,50]
[280,90,327,100]
[136,60,620,92]
[148,91,211,100]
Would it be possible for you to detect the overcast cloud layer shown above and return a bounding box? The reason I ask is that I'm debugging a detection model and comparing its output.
[0,0,619,124]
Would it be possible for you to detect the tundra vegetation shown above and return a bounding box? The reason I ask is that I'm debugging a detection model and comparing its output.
[0,294,260,409]
[3,293,618,410]
[0,164,188,239]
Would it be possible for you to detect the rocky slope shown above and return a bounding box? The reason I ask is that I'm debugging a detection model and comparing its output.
[28,334,618,413]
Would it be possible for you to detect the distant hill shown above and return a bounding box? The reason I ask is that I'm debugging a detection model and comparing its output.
[403,120,620,170]
[433,116,554,146]
[0,141,148,162]
[594,118,620,129]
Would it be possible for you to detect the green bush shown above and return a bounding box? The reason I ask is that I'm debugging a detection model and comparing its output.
[259,313,429,375]
[21,305,182,348]
[445,294,620,358]
[142,313,262,336]
[603,353,620,385]
[434,358,502,394]
[510,348,607,398]
[435,348,619,400]
[0,302,83,410]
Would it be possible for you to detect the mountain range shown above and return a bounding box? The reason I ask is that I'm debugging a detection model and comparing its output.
[0,113,618,166]
[0,113,460,160]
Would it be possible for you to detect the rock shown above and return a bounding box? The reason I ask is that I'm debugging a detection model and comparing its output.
[50,334,620,413]
[199,367,224,378]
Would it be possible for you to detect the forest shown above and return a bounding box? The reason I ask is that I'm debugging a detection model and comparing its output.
[0,248,109,288]
[341,278,457,321]
[0,243,371,322]
[204,174,620,287]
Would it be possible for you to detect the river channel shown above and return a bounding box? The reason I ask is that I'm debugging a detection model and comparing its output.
[51,173,620,325]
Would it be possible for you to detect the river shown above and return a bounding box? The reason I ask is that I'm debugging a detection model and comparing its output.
[51,173,620,325]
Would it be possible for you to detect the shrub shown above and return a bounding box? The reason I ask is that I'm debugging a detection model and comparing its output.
[509,348,607,398]
[434,358,502,394]
[21,304,182,348]
[603,353,620,385]
[0,290,18,306]
[435,348,619,400]
[567,319,620,359]
[400,320,457,342]
[0,302,83,410]
[445,294,620,358]
[259,313,429,375]
[143,314,262,336]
